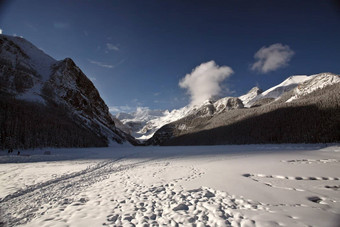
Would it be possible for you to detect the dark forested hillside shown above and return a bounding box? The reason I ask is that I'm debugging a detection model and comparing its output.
[0,94,108,149]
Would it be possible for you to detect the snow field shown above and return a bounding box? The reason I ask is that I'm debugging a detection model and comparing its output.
[0,160,101,200]
[0,144,339,227]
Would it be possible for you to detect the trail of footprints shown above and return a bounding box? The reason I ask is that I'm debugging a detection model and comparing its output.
[243,173,340,182]
[103,183,259,227]
[244,157,340,193]
[150,162,204,183]
[243,173,340,192]
[243,158,340,209]
[0,159,151,226]
[36,160,338,227]
[100,163,259,227]
[281,159,340,165]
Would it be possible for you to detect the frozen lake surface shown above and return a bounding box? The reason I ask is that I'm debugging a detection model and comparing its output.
[0,144,339,227]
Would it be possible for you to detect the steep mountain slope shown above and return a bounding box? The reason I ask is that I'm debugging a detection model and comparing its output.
[147,73,340,145]
[0,34,137,148]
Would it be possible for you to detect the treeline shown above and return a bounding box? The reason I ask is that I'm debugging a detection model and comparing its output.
[0,94,107,149]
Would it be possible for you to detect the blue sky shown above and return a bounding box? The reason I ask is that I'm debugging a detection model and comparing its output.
[1,0,339,113]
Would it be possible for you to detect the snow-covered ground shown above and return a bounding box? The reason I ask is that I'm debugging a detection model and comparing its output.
[0,144,339,227]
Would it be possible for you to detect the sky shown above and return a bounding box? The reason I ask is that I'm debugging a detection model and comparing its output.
[0,0,339,113]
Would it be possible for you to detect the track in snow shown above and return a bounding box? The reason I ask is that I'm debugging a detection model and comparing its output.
[0,157,149,227]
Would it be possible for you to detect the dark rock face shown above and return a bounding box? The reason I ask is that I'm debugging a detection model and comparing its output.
[0,36,29,59]
[47,58,113,125]
[0,36,38,94]
[0,65,34,93]
[46,58,139,145]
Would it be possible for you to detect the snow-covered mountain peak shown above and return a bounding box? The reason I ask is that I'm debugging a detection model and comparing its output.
[261,75,311,97]
[249,86,262,93]
[118,106,194,141]
[239,87,263,107]
[0,35,56,81]
[133,107,165,122]
[201,99,215,105]
[281,75,311,85]
[239,75,314,107]
[287,72,340,102]
[116,112,134,120]
[214,97,244,113]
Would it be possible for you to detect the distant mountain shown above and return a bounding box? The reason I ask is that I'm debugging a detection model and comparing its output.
[0,34,138,149]
[116,97,244,141]
[147,73,340,145]
[116,107,186,141]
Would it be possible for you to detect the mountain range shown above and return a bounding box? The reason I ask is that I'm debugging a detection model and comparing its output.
[146,73,340,145]
[0,34,339,149]
[116,73,340,145]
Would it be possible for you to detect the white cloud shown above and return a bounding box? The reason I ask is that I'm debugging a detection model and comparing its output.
[251,43,294,73]
[109,106,121,113]
[179,60,233,106]
[106,43,119,51]
[109,105,134,113]
[88,59,114,69]
[13,34,24,38]
[0,29,2,34]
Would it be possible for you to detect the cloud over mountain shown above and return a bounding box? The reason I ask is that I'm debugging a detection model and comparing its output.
[251,43,294,73]
[179,61,233,106]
